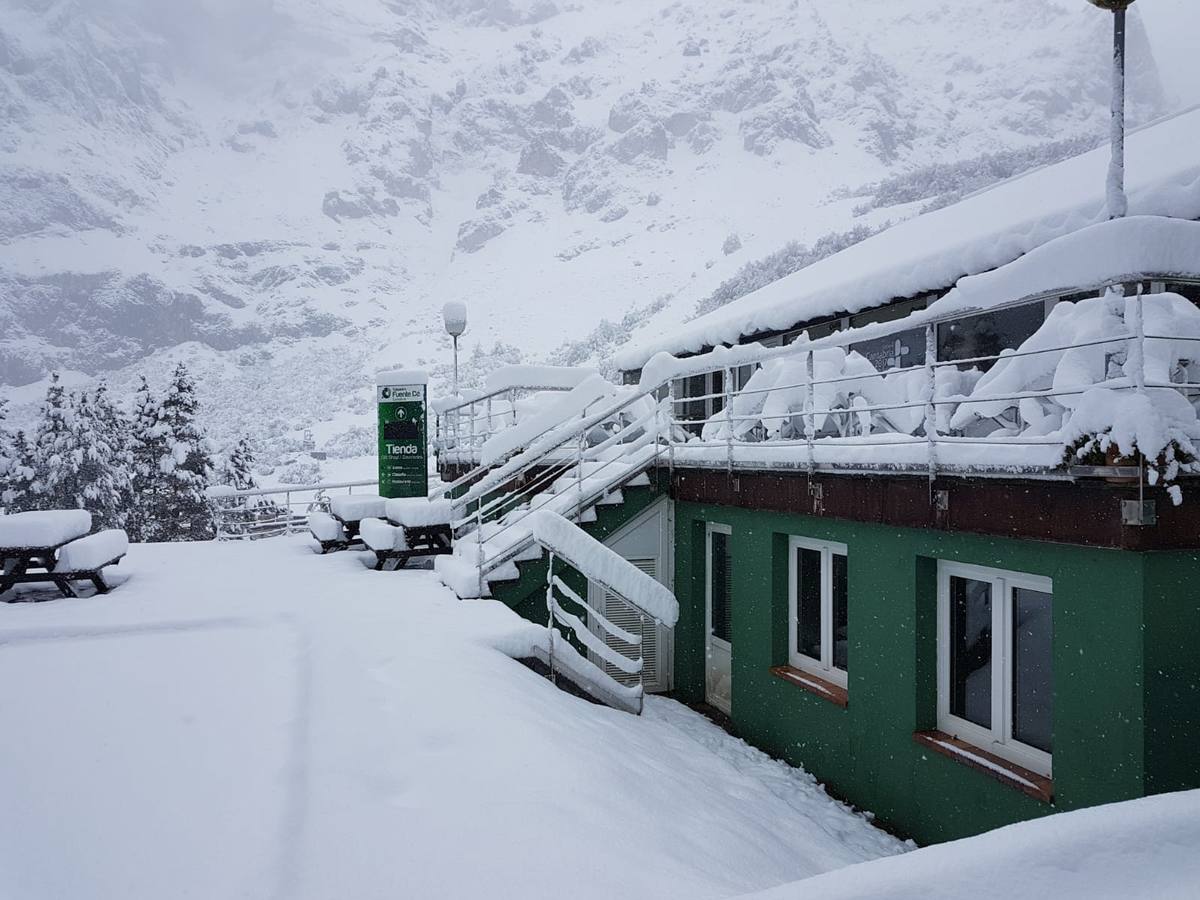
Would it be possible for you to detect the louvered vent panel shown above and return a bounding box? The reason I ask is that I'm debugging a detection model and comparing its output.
[600,558,661,691]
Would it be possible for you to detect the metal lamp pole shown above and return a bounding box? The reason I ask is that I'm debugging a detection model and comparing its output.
[1088,0,1137,219]
[442,301,468,398]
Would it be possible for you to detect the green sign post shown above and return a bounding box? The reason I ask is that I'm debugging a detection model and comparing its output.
[377,371,428,499]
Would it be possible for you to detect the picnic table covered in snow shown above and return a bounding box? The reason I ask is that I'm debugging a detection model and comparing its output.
[0,511,128,601]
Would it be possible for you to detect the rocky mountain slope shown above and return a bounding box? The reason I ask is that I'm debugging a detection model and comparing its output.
[0,0,1170,467]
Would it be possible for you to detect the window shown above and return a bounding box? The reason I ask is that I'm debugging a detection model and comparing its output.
[707,524,732,645]
[675,371,725,436]
[850,326,927,372]
[937,562,1053,776]
[936,302,1045,370]
[788,537,849,687]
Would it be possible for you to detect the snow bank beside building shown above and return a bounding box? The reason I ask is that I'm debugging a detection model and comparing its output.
[741,789,1200,900]
[0,538,906,899]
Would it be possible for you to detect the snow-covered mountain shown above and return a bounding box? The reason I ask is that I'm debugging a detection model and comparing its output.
[0,0,1170,464]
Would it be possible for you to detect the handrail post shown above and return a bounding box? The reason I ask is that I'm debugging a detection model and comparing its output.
[1130,283,1146,394]
[285,491,293,534]
[805,350,816,476]
[486,396,494,440]
[476,505,485,598]
[510,388,518,426]
[667,379,677,476]
[638,609,646,715]
[469,400,477,456]
[576,408,586,519]
[724,367,734,475]
[924,323,939,488]
[546,551,557,686]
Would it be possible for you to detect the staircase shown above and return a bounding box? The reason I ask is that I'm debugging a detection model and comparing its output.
[433,386,665,601]
[427,383,677,713]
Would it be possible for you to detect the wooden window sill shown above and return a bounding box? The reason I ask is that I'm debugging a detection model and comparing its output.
[769,665,848,708]
[913,730,1053,804]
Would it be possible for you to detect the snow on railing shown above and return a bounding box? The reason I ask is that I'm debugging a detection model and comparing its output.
[531,510,679,715]
[437,279,1200,503]
[208,479,379,540]
[661,284,1200,501]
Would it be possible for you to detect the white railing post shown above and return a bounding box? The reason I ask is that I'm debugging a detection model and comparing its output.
[476,505,485,597]
[285,491,293,533]
[469,400,477,454]
[924,323,939,485]
[667,379,677,475]
[638,609,646,714]
[486,396,494,440]
[805,350,816,476]
[724,367,734,474]
[545,551,557,685]
[1130,283,1147,394]
[510,388,519,426]
[576,407,586,519]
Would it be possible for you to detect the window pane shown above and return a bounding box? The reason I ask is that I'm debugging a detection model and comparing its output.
[795,548,822,660]
[950,576,992,729]
[1012,587,1053,754]
[710,371,725,416]
[937,302,1044,370]
[710,532,732,643]
[832,553,848,672]
[850,327,927,371]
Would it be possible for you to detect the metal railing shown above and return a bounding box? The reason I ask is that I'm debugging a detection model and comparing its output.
[210,479,379,540]
[660,283,1199,482]
[434,384,576,459]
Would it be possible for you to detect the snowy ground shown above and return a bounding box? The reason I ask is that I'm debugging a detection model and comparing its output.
[0,536,904,899]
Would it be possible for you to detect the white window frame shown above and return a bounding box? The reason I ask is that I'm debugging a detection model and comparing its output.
[937,561,1053,777]
[788,536,849,688]
[705,523,733,650]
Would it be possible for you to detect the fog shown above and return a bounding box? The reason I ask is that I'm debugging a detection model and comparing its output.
[1140,0,1200,107]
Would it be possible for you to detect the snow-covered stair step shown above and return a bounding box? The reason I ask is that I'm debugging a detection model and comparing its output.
[594,489,624,507]
[435,555,522,599]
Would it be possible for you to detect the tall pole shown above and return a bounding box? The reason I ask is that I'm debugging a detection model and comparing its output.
[452,334,460,398]
[1107,7,1128,219]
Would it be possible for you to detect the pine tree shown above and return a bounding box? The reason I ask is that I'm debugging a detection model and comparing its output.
[67,383,133,529]
[29,373,83,511]
[0,397,9,473]
[128,375,171,542]
[156,363,216,541]
[222,438,258,491]
[0,398,13,509]
[3,431,36,511]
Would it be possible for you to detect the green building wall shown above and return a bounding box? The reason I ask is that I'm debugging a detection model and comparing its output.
[671,500,1192,846]
[479,473,1200,847]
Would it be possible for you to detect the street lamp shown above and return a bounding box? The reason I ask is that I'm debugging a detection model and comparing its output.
[442,300,467,398]
[1088,0,1137,219]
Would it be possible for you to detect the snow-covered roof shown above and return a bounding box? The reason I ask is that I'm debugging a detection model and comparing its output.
[616,106,1200,371]
[932,215,1200,319]
[376,370,429,386]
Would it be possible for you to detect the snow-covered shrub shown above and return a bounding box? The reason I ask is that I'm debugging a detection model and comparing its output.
[276,459,322,486]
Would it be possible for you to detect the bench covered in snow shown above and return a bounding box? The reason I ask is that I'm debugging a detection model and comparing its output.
[0,512,128,601]
[308,494,389,553]
[358,499,455,571]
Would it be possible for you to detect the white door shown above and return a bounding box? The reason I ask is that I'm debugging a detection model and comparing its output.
[705,523,733,714]
[588,499,674,693]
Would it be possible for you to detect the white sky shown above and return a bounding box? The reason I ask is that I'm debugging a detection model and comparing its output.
[1140,0,1200,107]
